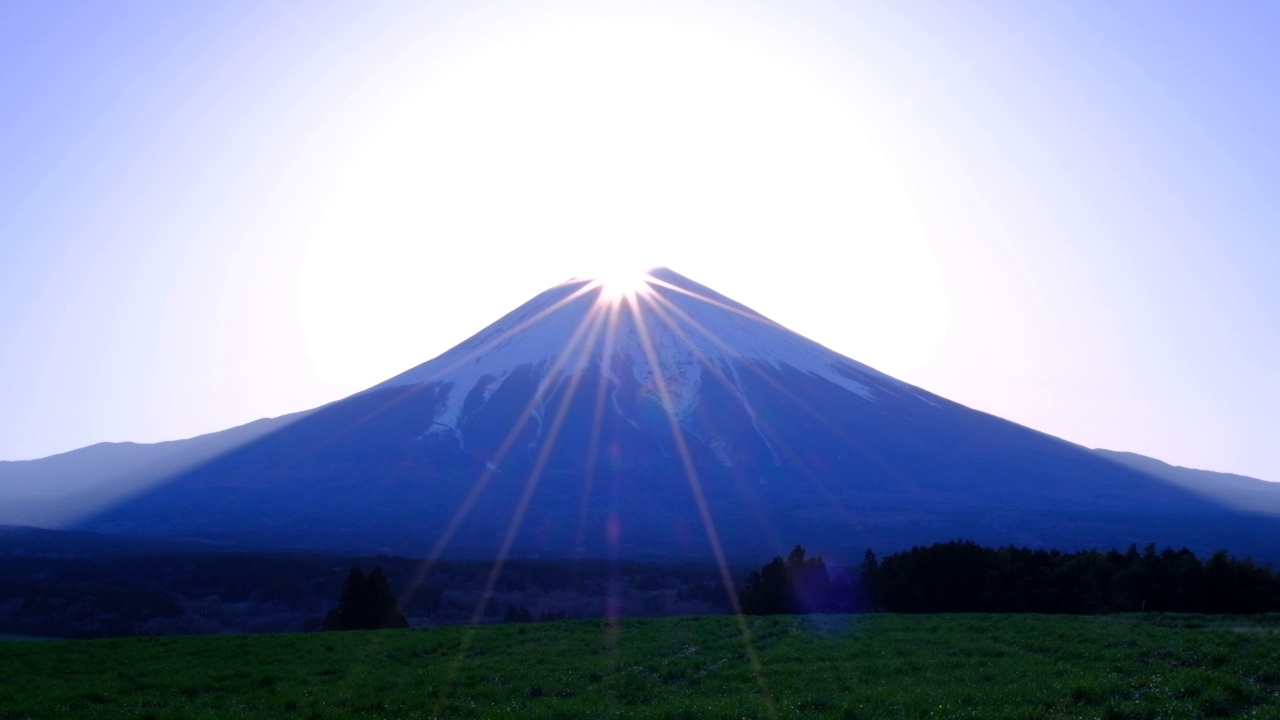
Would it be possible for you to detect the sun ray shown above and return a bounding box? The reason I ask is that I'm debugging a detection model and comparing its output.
[426,307,609,717]
[624,290,776,717]
[432,288,661,714]
[638,294,777,447]
[390,279,601,386]
[467,307,610,625]
[640,287,915,496]
[641,285,930,499]
[573,297,625,559]
[403,275,637,618]
[630,293,802,540]
[400,295,608,614]
[644,273,794,328]
[577,295,630,710]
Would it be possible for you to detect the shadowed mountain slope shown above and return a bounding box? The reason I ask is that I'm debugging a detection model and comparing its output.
[0,411,310,527]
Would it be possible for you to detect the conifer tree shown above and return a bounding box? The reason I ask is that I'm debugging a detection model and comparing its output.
[324,565,408,630]
[741,546,833,614]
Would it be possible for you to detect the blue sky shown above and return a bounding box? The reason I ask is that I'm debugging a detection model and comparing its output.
[2,1,1278,482]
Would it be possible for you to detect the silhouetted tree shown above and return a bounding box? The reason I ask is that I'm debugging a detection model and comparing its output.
[741,545,833,614]
[860,540,1280,615]
[858,549,881,611]
[324,566,408,630]
[742,556,787,614]
[787,546,832,613]
[503,603,532,623]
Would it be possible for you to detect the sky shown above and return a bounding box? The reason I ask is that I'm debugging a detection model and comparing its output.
[1,1,1278,482]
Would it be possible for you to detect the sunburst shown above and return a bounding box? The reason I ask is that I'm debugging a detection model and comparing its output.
[401,269,852,716]
[587,267,656,305]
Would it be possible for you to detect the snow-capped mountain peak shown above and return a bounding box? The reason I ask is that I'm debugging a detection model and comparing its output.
[371,268,903,438]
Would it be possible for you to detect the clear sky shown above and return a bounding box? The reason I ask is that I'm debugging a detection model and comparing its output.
[2,1,1277,482]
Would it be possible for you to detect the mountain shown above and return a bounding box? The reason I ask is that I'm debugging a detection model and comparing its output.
[1092,449,1280,515]
[0,411,309,527]
[8,268,1280,563]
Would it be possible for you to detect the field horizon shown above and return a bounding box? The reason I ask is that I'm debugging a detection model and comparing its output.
[2,613,1277,719]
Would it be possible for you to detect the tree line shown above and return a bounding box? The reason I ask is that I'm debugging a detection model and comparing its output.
[323,540,1280,631]
[740,541,1280,615]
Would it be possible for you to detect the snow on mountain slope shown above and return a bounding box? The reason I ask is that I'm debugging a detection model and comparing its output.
[372,267,919,445]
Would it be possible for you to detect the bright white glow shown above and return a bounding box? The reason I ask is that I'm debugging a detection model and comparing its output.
[297,7,948,388]
[582,261,656,303]
[594,273,653,303]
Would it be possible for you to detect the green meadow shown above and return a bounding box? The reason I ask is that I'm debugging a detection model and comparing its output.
[1,614,1278,719]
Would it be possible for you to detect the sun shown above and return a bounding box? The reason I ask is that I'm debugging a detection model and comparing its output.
[296,7,948,389]
[587,265,656,303]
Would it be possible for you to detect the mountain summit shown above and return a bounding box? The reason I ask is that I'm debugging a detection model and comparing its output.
[29,268,1280,561]
[370,268,916,459]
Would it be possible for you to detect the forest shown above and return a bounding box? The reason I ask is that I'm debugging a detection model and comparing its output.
[3,526,1278,638]
[0,529,732,638]
[742,540,1280,615]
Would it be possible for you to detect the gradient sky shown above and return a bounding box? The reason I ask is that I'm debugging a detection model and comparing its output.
[2,1,1278,482]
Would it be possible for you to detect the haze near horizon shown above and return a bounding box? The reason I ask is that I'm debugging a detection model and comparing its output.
[1,1,1277,482]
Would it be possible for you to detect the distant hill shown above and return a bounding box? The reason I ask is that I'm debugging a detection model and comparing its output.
[0,411,310,526]
[1093,449,1280,514]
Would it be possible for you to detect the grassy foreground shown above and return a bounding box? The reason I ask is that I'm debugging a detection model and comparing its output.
[1,614,1278,719]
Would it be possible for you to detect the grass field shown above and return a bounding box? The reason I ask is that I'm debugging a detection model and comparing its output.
[1,614,1277,719]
